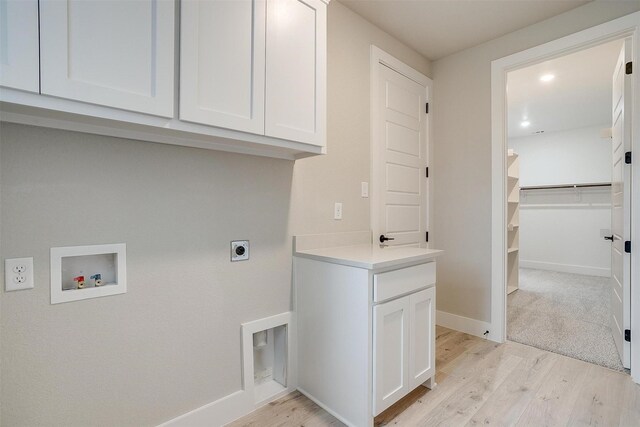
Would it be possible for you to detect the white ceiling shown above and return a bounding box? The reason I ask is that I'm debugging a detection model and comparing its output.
[339,0,589,60]
[507,39,623,138]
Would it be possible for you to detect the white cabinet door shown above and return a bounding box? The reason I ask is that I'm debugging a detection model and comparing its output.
[180,0,265,134]
[0,0,39,92]
[265,0,326,146]
[373,296,410,415]
[409,287,435,389]
[39,0,175,117]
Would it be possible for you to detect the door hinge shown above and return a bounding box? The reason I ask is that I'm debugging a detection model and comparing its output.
[426,103,429,114]
[426,231,429,242]
[426,167,429,178]
[625,151,632,164]
[626,61,633,75]
[625,241,631,253]
[625,329,631,342]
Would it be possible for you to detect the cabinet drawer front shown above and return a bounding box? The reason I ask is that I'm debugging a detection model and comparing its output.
[374,262,435,303]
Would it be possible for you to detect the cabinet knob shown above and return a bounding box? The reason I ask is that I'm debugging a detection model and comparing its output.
[379,234,395,243]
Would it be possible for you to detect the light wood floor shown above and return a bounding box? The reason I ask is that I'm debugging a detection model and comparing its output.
[229,326,640,426]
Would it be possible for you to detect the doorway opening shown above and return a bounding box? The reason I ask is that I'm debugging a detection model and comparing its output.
[490,12,640,383]
[505,39,628,371]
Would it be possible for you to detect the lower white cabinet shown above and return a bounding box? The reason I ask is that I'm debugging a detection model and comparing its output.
[373,287,435,415]
[373,295,410,414]
[295,249,439,427]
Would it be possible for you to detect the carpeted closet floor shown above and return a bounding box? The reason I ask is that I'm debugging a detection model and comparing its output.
[508,268,625,372]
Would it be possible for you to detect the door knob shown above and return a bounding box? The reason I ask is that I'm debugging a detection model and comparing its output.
[604,235,614,241]
[379,234,395,243]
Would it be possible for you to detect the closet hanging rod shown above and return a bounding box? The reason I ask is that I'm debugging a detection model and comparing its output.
[520,182,611,191]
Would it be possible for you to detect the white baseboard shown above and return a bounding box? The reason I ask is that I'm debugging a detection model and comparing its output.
[436,310,492,340]
[158,390,249,427]
[520,260,610,277]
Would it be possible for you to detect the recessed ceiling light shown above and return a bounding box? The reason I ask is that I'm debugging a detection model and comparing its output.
[521,120,531,128]
[540,74,555,82]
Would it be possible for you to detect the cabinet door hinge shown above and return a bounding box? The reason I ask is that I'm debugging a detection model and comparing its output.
[626,61,633,75]
[625,151,632,164]
[625,241,631,253]
[426,167,429,178]
[625,329,631,342]
[426,231,429,242]
[426,103,429,114]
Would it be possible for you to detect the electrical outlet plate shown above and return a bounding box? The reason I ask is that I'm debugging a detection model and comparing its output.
[334,202,343,220]
[231,240,249,262]
[5,257,34,291]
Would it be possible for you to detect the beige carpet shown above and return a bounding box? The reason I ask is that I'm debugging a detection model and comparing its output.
[507,268,625,372]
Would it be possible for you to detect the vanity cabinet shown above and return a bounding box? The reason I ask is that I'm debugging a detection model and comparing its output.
[295,245,441,426]
[0,0,39,93]
[39,0,175,117]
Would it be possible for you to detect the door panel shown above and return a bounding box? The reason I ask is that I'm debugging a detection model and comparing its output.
[373,296,409,415]
[409,287,435,389]
[265,0,326,146]
[375,64,429,247]
[39,0,175,117]
[0,0,39,92]
[180,0,265,134]
[610,39,631,368]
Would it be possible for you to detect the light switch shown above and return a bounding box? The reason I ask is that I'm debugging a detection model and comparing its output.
[361,182,369,198]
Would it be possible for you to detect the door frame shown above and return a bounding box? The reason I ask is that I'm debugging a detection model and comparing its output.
[490,11,640,382]
[370,46,433,247]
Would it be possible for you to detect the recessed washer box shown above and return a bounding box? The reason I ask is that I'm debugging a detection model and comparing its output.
[50,243,126,304]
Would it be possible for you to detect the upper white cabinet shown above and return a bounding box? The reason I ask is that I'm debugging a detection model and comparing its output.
[0,0,328,159]
[0,0,39,93]
[180,0,266,134]
[39,0,175,117]
[265,0,326,146]
[180,0,326,147]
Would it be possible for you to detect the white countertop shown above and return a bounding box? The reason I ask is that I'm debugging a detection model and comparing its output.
[294,244,443,270]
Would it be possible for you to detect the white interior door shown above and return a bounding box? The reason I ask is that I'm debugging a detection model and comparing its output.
[610,39,632,369]
[373,61,429,247]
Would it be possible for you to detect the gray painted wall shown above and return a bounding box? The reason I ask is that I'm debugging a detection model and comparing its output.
[432,1,640,322]
[0,123,295,426]
[0,2,430,425]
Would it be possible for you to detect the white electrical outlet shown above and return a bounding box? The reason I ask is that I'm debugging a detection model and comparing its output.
[334,202,343,220]
[5,257,34,291]
[231,241,249,262]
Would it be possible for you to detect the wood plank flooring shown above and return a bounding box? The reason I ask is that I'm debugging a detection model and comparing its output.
[229,327,640,426]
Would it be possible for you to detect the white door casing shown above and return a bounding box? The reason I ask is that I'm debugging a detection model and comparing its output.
[39,0,175,117]
[265,0,326,147]
[611,39,632,369]
[371,47,431,248]
[373,296,410,416]
[0,0,39,93]
[180,0,266,134]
